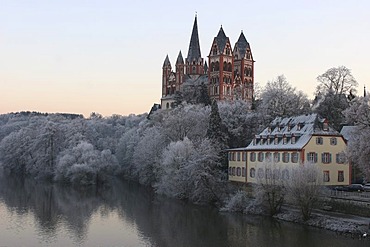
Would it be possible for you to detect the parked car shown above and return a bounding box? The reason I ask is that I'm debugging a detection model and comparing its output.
[334,184,364,192]
[363,183,370,192]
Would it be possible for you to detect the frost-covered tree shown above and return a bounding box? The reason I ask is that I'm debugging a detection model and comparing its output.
[287,163,323,221]
[313,90,349,131]
[132,126,169,185]
[316,66,358,96]
[254,161,286,216]
[155,138,224,204]
[55,141,118,185]
[257,75,310,122]
[343,96,370,180]
[160,103,210,142]
[218,100,263,148]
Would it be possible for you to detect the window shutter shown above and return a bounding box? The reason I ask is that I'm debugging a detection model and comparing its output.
[329,153,332,163]
[321,153,324,163]
[315,153,318,163]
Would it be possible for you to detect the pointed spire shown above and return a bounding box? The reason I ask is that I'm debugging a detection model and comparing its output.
[176,50,184,65]
[163,55,171,68]
[234,30,250,58]
[215,26,228,53]
[186,15,202,63]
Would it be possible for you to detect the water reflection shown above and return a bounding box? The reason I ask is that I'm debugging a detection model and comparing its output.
[0,171,368,247]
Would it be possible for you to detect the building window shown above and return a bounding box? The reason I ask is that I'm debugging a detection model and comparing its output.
[323,171,330,182]
[282,152,290,163]
[282,169,290,180]
[257,168,264,179]
[291,136,296,144]
[258,152,264,162]
[265,152,271,161]
[330,137,337,145]
[265,168,272,179]
[336,153,345,164]
[250,152,256,162]
[323,122,329,131]
[237,152,241,161]
[228,152,231,161]
[322,152,332,164]
[237,167,241,176]
[273,169,280,180]
[232,167,236,176]
[307,152,318,163]
[283,136,287,144]
[316,137,323,145]
[338,171,344,182]
[274,137,278,145]
[242,152,246,161]
[242,167,246,177]
[291,152,299,163]
[274,152,280,162]
[250,168,256,178]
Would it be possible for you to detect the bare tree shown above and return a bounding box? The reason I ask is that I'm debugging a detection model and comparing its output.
[287,163,323,221]
[316,66,358,96]
[255,161,286,216]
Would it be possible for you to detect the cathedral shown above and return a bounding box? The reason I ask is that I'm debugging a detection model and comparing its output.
[161,15,255,109]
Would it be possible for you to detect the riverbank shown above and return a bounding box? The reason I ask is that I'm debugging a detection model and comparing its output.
[274,205,370,239]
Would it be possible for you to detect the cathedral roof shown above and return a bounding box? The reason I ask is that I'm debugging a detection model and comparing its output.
[176,51,184,64]
[163,55,171,68]
[215,26,228,53]
[234,31,250,58]
[186,16,202,63]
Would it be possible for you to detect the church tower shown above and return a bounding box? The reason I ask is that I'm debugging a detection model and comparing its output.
[186,15,204,77]
[233,31,254,102]
[208,26,233,101]
[175,50,185,91]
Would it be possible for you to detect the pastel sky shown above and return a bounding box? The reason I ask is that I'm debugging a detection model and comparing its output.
[1,0,369,117]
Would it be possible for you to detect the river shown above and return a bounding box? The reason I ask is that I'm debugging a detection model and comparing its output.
[0,172,368,247]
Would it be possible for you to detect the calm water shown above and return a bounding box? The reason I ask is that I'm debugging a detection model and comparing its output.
[0,172,368,247]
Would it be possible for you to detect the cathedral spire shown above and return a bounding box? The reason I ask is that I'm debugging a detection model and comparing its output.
[163,54,171,68]
[186,15,202,63]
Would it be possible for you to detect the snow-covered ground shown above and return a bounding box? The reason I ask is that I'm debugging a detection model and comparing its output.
[275,206,370,238]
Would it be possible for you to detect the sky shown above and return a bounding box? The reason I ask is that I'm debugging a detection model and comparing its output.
[1,0,369,117]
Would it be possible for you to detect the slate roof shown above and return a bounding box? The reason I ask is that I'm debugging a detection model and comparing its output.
[176,51,184,64]
[163,55,171,67]
[186,16,202,63]
[245,113,341,151]
[234,31,250,58]
[340,126,357,141]
[214,26,228,53]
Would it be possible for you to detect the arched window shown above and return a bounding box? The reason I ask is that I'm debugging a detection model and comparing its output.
[228,62,232,72]
[215,61,219,71]
[192,66,196,73]
[211,62,215,72]
[223,61,227,71]
[250,168,256,178]
[166,103,169,109]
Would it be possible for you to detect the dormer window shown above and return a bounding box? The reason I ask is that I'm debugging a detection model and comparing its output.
[297,123,302,130]
[323,122,329,131]
[274,136,278,145]
[287,125,291,131]
[291,136,296,144]
[253,138,256,145]
[268,127,272,133]
[283,136,287,145]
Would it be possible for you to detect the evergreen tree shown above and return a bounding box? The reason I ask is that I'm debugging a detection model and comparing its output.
[197,82,212,106]
[207,100,227,147]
